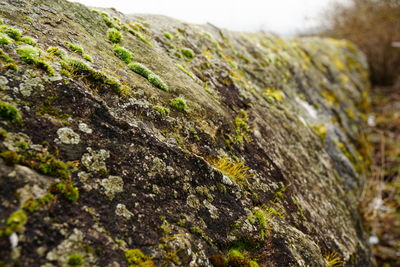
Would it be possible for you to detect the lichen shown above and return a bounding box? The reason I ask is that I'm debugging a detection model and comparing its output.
[115,203,133,219]
[101,175,124,200]
[81,148,110,173]
[56,127,81,145]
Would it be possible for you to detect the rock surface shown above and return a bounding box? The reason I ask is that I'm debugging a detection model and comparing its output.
[0,0,373,266]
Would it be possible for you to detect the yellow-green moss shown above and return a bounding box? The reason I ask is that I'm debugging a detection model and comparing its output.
[181,48,195,59]
[153,105,170,116]
[20,36,37,46]
[311,124,328,143]
[124,249,155,267]
[0,25,22,40]
[169,97,187,112]
[0,101,22,122]
[0,33,13,45]
[128,62,169,91]
[163,32,173,40]
[107,28,122,44]
[67,254,84,266]
[113,45,133,64]
[4,209,28,235]
[67,42,84,54]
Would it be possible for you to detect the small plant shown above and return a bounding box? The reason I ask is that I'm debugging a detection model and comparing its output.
[209,156,252,184]
[107,28,122,43]
[47,47,67,59]
[17,45,55,75]
[163,32,173,40]
[55,181,79,203]
[311,124,328,143]
[0,25,22,40]
[128,29,153,47]
[20,36,37,46]
[176,63,195,79]
[128,62,169,91]
[234,109,252,143]
[0,151,23,165]
[67,42,84,54]
[324,252,343,267]
[61,57,122,94]
[0,48,13,63]
[262,88,284,102]
[169,97,187,112]
[82,53,93,62]
[252,208,268,240]
[67,254,84,266]
[124,249,155,267]
[0,33,12,45]
[37,156,71,179]
[0,101,22,122]
[153,105,170,116]
[113,45,133,64]
[4,209,27,235]
[23,193,55,212]
[181,48,195,59]
[17,45,39,64]
[99,12,120,29]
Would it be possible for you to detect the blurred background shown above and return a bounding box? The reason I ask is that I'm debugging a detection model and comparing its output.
[73,0,400,265]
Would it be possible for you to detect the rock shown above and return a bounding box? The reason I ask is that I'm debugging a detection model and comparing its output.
[0,0,373,266]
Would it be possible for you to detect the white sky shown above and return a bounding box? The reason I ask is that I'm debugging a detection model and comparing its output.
[71,0,347,35]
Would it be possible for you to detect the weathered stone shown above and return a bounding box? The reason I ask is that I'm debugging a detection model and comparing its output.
[0,0,373,266]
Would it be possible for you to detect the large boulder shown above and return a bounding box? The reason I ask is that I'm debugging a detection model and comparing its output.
[0,0,372,266]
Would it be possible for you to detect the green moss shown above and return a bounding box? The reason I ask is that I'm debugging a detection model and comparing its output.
[5,63,18,71]
[82,53,93,62]
[67,42,84,54]
[67,254,84,266]
[0,101,22,122]
[0,18,3,25]
[0,48,13,63]
[23,193,55,212]
[0,25,22,40]
[0,33,13,45]
[262,88,284,102]
[124,249,155,267]
[128,29,153,47]
[113,45,133,64]
[47,47,67,59]
[4,209,28,235]
[169,97,187,112]
[17,141,29,151]
[36,59,55,76]
[62,57,122,94]
[16,45,55,75]
[311,124,328,143]
[163,32,173,40]
[20,36,37,46]
[0,151,23,165]
[128,62,169,91]
[55,181,79,203]
[36,153,71,178]
[224,248,259,267]
[252,208,268,240]
[153,105,170,116]
[181,48,195,59]
[234,109,252,143]
[0,128,8,139]
[176,64,195,79]
[16,45,39,64]
[107,28,122,44]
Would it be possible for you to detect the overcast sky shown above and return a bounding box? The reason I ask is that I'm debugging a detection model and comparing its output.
[71,0,348,35]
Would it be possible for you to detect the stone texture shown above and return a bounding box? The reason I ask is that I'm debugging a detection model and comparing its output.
[0,0,372,266]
